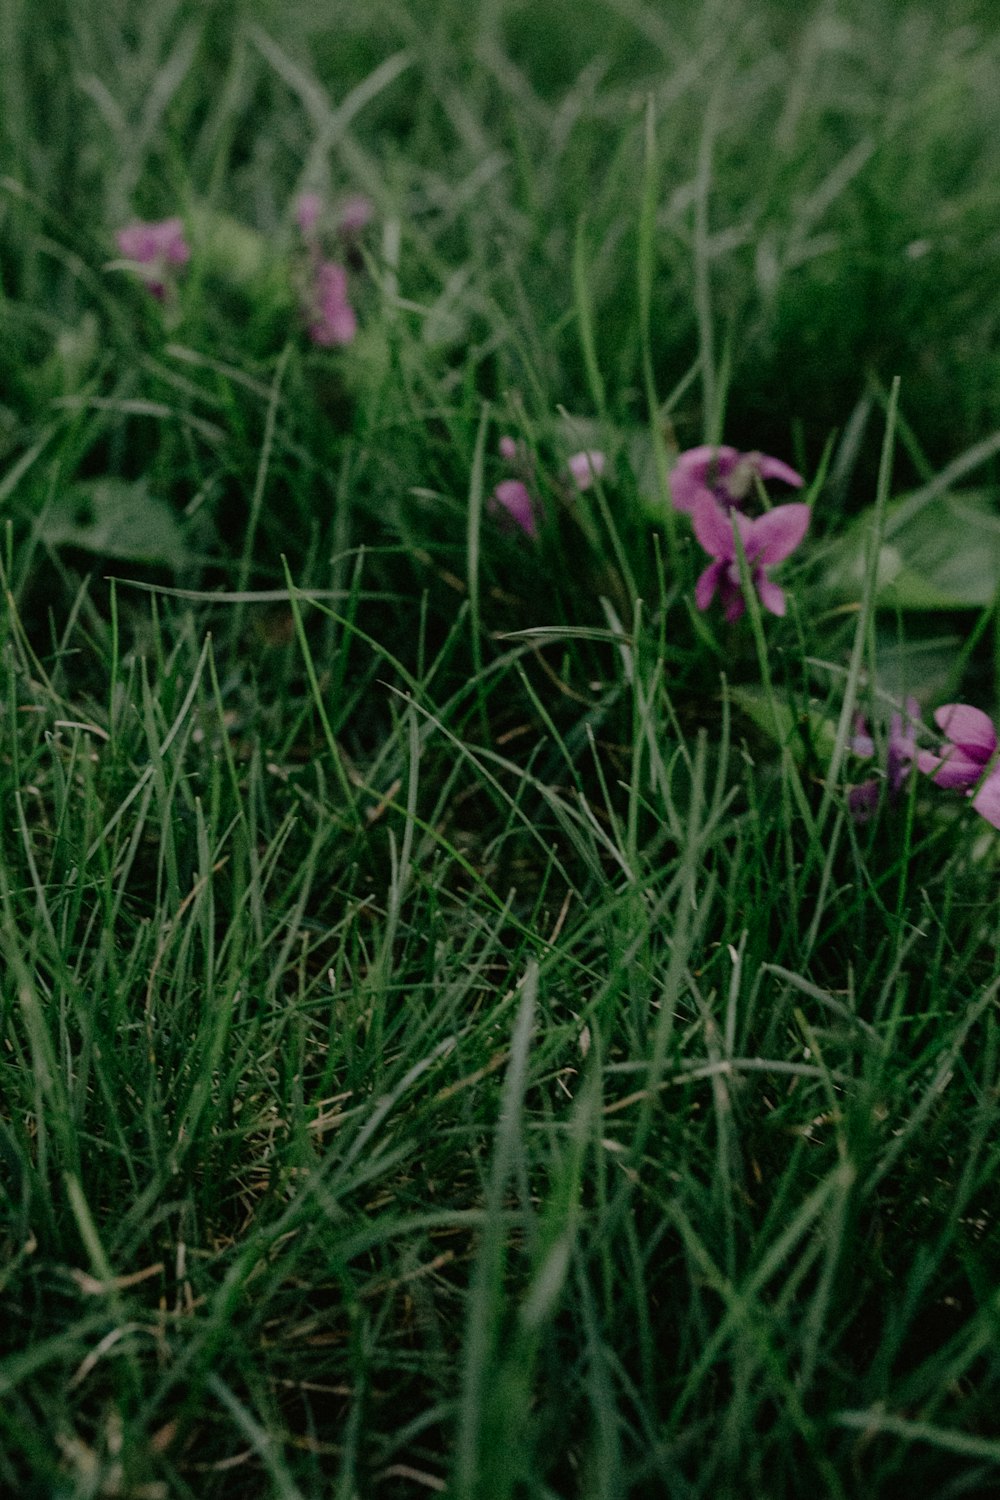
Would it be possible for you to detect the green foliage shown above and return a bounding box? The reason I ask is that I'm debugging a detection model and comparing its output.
[3,1,1000,1496]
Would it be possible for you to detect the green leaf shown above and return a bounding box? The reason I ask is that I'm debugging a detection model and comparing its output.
[826,488,1000,610]
[39,478,188,568]
[189,205,274,286]
[731,684,838,770]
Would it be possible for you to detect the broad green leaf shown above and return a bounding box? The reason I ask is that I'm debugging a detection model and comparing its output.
[188,205,279,289]
[39,478,188,568]
[826,488,1000,610]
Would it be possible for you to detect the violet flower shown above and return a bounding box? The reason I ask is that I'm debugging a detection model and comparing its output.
[307,261,357,346]
[115,217,190,299]
[848,698,920,821]
[691,493,810,621]
[670,445,803,515]
[490,436,538,536]
[294,193,362,346]
[295,192,323,237]
[338,194,375,236]
[847,779,882,823]
[917,703,1000,828]
[566,449,606,492]
[490,478,537,538]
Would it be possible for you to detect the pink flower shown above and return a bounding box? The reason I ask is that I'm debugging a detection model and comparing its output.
[566,450,606,492]
[115,217,190,299]
[886,702,921,794]
[848,698,921,820]
[117,217,190,267]
[692,494,810,621]
[917,704,1000,828]
[490,479,536,538]
[307,261,357,346]
[847,779,881,823]
[295,192,323,237]
[338,194,375,235]
[670,445,803,515]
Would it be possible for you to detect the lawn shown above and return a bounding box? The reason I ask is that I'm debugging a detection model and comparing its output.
[4,1,1000,1495]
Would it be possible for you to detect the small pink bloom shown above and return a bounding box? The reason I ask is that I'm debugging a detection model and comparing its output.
[692,495,809,621]
[338,194,375,235]
[117,217,190,267]
[917,703,1000,827]
[307,261,357,346]
[491,479,536,538]
[670,445,803,515]
[566,450,606,492]
[295,192,323,237]
[848,698,921,820]
[498,435,520,463]
[115,217,190,299]
[850,712,876,761]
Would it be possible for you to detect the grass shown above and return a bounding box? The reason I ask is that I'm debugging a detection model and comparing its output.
[4,0,1000,1494]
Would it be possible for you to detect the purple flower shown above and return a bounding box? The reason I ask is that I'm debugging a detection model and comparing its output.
[295,192,323,237]
[115,217,190,299]
[917,703,1000,828]
[338,194,375,236]
[670,445,803,515]
[691,494,810,621]
[848,698,921,820]
[307,261,357,346]
[566,449,606,492]
[848,779,882,823]
[886,702,921,795]
[490,478,537,538]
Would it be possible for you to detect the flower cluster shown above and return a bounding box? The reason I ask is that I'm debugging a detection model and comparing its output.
[670,444,808,621]
[294,191,373,346]
[490,436,607,538]
[848,698,921,822]
[849,699,1000,830]
[113,191,374,346]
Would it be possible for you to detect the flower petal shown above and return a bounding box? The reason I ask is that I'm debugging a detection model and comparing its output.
[296,193,323,235]
[887,711,917,792]
[116,217,190,267]
[751,453,804,489]
[747,503,810,566]
[309,261,357,345]
[668,445,739,513]
[721,583,747,622]
[566,450,607,491]
[971,770,1000,829]
[755,574,786,616]
[159,219,191,265]
[691,494,739,560]
[934,704,997,759]
[923,748,985,790]
[491,479,537,537]
[694,560,724,611]
[338,194,375,234]
[851,715,876,759]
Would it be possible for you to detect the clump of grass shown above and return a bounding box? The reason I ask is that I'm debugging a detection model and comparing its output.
[3,1,1000,1496]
